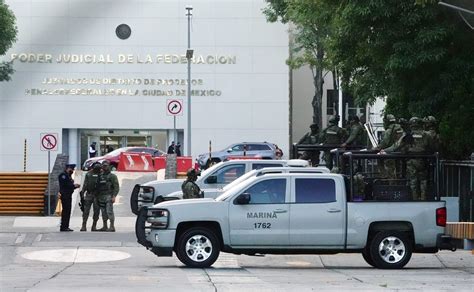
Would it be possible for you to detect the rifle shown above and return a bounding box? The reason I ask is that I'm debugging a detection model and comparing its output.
[79,190,85,212]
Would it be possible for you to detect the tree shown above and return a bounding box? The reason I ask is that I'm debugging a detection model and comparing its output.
[263,0,335,128]
[0,1,17,81]
[327,1,474,159]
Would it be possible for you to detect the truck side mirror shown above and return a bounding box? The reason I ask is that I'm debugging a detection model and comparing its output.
[205,175,217,184]
[235,193,250,205]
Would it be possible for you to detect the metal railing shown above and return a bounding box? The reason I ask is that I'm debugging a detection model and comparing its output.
[440,159,474,222]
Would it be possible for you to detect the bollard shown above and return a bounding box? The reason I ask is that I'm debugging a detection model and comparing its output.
[209,140,212,161]
[23,139,27,172]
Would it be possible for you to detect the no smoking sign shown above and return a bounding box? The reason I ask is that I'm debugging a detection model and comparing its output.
[40,133,59,151]
[167,99,183,116]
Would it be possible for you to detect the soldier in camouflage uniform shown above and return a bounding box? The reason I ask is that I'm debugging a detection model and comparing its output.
[423,116,440,154]
[320,115,346,169]
[385,117,430,200]
[96,160,120,232]
[182,168,204,199]
[376,114,404,179]
[341,115,367,148]
[298,123,321,166]
[79,162,101,231]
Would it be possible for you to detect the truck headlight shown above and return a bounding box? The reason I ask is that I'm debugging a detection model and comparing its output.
[146,209,169,229]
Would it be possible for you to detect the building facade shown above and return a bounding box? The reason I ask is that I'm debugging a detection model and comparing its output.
[0,0,289,171]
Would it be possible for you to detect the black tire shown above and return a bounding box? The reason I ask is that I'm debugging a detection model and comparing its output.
[369,231,412,269]
[130,184,140,215]
[361,248,375,267]
[175,227,220,268]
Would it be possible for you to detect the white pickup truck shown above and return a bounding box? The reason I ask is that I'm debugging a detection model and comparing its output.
[130,159,308,215]
[136,170,456,269]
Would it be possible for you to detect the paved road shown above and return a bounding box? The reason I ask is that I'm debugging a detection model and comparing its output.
[1,172,472,291]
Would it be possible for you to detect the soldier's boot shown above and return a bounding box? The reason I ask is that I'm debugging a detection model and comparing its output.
[99,220,108,231]
[107,220,115,232]
[91,220,98,232]
[80,220,87,232]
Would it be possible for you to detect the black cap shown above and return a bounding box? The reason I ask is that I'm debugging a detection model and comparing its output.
[65,164,76,169]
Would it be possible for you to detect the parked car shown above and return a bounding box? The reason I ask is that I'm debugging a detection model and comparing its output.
[196,142,278,169]
[82,146,165,171]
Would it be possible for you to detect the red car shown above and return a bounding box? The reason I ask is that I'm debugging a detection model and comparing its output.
[82,147,166,170]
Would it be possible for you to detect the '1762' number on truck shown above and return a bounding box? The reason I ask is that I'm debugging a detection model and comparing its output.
[254,222,271,229]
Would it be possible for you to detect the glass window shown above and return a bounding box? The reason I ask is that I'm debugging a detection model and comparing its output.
[211,164,246,184]
[295,178,336,203]
[244,179,287,204]
[231,144,244,151]
[252,163,283,170]
[249,144,271,151]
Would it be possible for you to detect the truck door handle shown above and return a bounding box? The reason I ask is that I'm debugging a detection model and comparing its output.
[327,208,341,213]
[273,209,287,214]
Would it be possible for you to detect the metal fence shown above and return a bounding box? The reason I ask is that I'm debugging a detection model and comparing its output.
[440,159,474,222]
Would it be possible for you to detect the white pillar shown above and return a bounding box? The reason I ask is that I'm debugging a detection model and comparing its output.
[68,129,78,164]
[338,77,343,127]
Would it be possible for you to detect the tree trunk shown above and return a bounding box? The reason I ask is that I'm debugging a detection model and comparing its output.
[312,48,324,128]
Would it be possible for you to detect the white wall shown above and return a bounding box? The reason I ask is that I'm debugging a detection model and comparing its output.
[0,0,289,171]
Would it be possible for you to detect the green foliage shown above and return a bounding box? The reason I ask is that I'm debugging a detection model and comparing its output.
[0,0,17,81]
[264,0,474,158]
[328,1,474,159]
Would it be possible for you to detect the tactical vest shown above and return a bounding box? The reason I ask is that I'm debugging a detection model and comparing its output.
[324,125,342,145]
[390,124,404,145]
[308,134,318,144]
[97,173,112,194]
[408,130,426,153]
[85,173,99,193]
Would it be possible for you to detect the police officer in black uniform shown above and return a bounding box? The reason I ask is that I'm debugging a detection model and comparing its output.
[58,164,80,232]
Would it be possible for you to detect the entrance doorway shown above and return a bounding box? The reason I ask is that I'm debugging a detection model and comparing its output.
[79,130,168,165]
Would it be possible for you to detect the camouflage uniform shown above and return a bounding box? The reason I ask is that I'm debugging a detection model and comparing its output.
[298,123,320,166]
[320,116,346,169]
[181,168,203,199]
[96,162,120,232]
[343,116,367,147]
[79,163,101,231]
[386,117,430,200]
[423,116,440,154]
[376,114,404,179]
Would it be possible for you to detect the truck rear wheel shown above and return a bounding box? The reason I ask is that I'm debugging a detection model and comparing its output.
[176,227,220,268]
[369,231,412,269]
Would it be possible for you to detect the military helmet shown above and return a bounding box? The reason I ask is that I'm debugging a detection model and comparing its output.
[328,116,338,124]
[399,117,408,125]
[386,114,396,123]
[310,123,318,129]
[426,115,437,124]
[92,162,102,171]
[101,160,110,166]
[186,168,197,178]
[409,117,423,128]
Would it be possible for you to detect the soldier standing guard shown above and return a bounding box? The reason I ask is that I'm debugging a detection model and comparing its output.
[58,164,80,232]
[375,114,404,179]
[341,115,366,148]
[79,162,101,232]
[298,123,321,166]
[182,168,204,199]
[96,160,120,232]
[320,116,346,169]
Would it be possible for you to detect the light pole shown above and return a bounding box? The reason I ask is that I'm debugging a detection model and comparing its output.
[185,5,193,156]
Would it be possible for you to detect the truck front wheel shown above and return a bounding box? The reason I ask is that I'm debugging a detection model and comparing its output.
[369,231,412,269]
[361,248,375,267]
[176,227,220,268]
